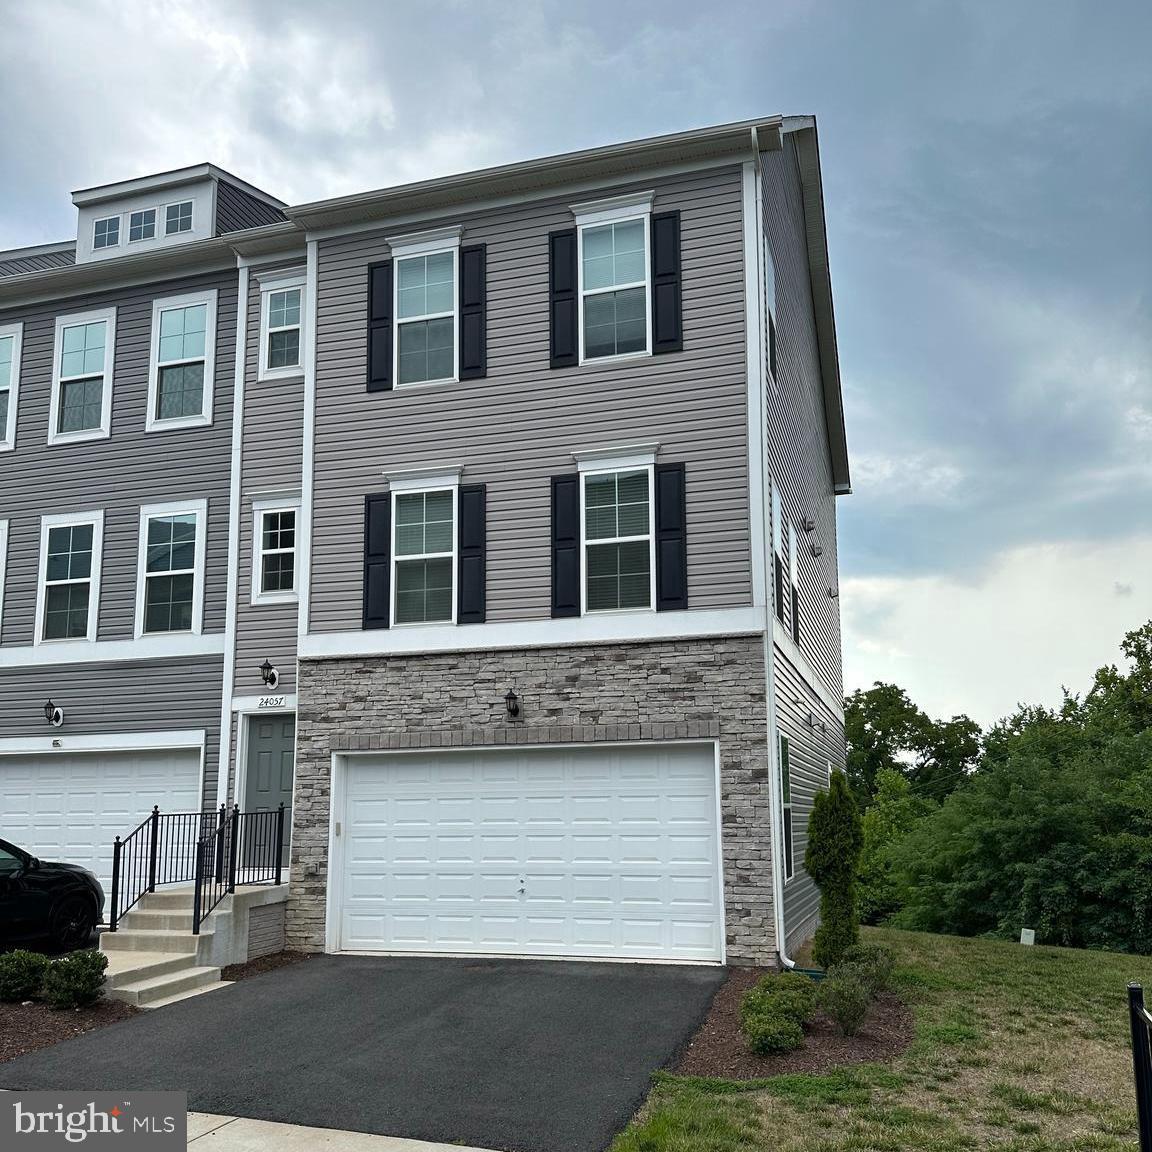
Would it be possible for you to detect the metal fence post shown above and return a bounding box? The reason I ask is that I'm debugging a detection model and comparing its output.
[109,836,122,932]
[214,804,226,883]
[227,806,241,893]
[1129,983,1152,1152]
[147,806,160,893]
[192,834,205,935]
[275,803,286,886]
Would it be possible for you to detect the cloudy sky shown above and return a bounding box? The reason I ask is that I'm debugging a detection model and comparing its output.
[1,0,1148,727]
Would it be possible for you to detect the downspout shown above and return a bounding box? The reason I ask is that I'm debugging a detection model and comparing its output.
[750,125,795,970]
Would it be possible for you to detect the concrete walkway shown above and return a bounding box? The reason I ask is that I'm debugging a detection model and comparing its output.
[189,1113,496,1150]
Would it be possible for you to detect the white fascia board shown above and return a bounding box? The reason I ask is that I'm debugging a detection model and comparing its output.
[0,631,225,668]
[0,729,207,756]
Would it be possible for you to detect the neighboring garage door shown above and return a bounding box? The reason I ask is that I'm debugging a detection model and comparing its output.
[0,749,202,890]
[337,743,723,962]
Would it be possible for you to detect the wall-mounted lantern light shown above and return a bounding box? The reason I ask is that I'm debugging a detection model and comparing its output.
[828,587,839,599]
[810,543,824,557]
[505,688,521,720]
[802,517,816,533]
[43,699,64,727]
[259,660,280,690]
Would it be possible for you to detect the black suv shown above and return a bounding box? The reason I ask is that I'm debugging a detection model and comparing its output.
[0,838,105,951]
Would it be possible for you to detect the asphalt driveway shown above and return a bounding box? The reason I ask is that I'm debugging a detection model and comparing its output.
[0,955,725,1152]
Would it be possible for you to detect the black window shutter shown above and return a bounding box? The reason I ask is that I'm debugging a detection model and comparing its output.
[551,474,581,616]
[774,555,786,624]
[459,245,487,380]
[791,584,800,645]
[549,229,578,368]
[655,463,688,610]
[367,261,393,392]
[650,211,682,354]
[768,312,777,380]
[458,484,486,623]
[362,493,391,628]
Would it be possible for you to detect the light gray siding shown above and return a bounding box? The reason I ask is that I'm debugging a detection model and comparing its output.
[0,656,224,806]
[762,140,844,697]
[774,645,846,953]
[309,165,750,632]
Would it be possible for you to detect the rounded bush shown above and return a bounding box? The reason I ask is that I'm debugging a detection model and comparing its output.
[819,963,873,1036]
[42,950,107,1010]
[841,943,896,994]
[0,950,49,1002]
[743,1010,805,1055]
[741,971,818,1027]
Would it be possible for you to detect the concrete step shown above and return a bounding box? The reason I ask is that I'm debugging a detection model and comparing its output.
[105,951,197,991]
[101,927,211,954]
[118,909,196,932]
[112,965,224,1007]
[145,979,233,1009]
[136,889,196,911]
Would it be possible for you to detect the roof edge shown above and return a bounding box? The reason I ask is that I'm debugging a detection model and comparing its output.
[73,163,286,210]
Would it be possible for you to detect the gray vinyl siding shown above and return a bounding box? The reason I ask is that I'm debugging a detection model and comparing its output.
[233,269,305,698]
[0,270,237,648]
[214,181,286,235]
[0,656,224,807]
[774,645,846,953]
[762,140,844,696]
[309,165,750,632]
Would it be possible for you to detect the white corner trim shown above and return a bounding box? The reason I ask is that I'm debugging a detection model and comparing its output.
[382,466,462,492]
[570,190,655,226]
[0,729,207,757]
[0,321,23,451]
[297,240,319,639]
[385,224,464,258]
[0,630,226,669]
[133,499,209,638]
[47,307,116,446]
[0,520,8,636]
[34,509,105,646]
[145,288,218,433]
[300,606,765,661]
[743,160,768,613]
[231,693,299,714]
[572,442,660,472]
[771,619,845,720]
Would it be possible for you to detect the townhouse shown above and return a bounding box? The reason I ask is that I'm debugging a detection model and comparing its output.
[1,116,850,969]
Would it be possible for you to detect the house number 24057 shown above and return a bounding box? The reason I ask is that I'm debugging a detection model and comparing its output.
[258,696,287,709]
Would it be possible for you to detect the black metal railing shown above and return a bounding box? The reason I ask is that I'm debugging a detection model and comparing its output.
[109,804,288,934]
[1129,983,1152,1152]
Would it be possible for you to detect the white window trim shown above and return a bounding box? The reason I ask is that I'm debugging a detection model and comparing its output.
[780,731,794,883]
[388,226,463,389]
[145,289,217,432]
[0,520,8,637]
[258,271,306,381]
[92,214,121,250]
[389,480,459,628]
[0,321,23,452]
[128,207,158,243]
[34,510,105,646]
[134,499,208,638]
[164,198,195,236]
[48,307,116,445]
[250,494,301,606]
[571,191,654,366]
[578,458,657,618]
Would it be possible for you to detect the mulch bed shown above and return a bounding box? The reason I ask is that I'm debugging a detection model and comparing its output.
[673,967,915,1080]
[0,999,141,1064]
[221,950,311,982]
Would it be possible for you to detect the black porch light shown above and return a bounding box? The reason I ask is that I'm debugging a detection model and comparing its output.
[43,699,64,727]
[259,659,279,689]
[504,688,520,720]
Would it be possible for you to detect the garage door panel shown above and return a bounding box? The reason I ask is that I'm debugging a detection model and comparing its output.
[339,744,723,962]
[0,748,201,891]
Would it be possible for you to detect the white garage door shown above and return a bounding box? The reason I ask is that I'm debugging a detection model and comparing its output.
[0,748,202,890]
[337,743,723,962]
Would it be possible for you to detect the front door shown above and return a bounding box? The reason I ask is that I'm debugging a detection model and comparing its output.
[244,714,295,867]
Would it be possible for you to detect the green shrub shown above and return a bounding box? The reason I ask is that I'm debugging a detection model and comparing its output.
[743,1011,805,1055]
[805,770,864,969]
[42,950,107,1009]
[0,950,49,1002]
[819,964,873,1036]
[841,943,896,994]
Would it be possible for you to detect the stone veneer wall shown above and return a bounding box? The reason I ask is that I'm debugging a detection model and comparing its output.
[289,635,778,963]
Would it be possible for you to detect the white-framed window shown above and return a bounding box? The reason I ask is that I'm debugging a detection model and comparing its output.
[146,290,217,431]
[779,732,794,882]
[388,226,462,387]
[129,208,157,242]
[258,272,305,380]
[93,215,120,250]
[251,495,300,606]
[48,308,115,445]
[571,192,653,364]
[0,519,8,637]
[0,322,23,451]
[389,477,457,627]
[34,511,105,645]
[165,200,194,235]
[135,500,207,636]
[577,447,657,614]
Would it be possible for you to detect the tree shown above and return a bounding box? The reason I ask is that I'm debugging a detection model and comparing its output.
[805,770,864,968]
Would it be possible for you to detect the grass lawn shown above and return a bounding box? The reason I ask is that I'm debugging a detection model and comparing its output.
[612,927,1152,1151]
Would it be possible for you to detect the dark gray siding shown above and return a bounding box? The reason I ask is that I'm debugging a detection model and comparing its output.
[762,140,844,696]
[215,182,286,235]
[774,645,846,953]
[0,270,237,647]
[0,248,76,277]
[0,656,224,806]
[310,165,751,632]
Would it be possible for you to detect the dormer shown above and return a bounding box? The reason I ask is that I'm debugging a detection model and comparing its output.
[72,164,286,265]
